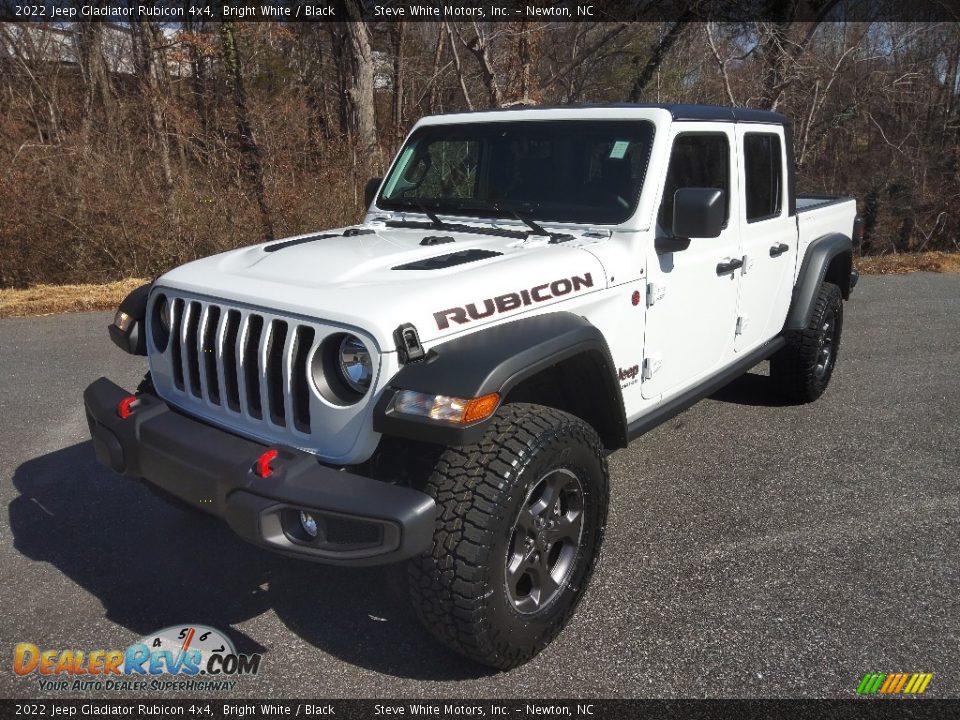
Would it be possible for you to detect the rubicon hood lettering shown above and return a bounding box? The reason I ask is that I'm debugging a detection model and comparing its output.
[434,273,595,330]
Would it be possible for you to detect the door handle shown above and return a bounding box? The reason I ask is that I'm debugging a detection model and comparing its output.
[769,242,789,257]
[716,258,744,275]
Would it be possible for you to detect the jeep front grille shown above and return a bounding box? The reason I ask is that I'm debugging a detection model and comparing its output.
[147,291,379,458]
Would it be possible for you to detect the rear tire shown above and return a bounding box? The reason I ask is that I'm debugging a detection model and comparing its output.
[408,404,608,670]
[771,281,843,402]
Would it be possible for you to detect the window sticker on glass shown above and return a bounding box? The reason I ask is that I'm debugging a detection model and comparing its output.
[609,140,630,159]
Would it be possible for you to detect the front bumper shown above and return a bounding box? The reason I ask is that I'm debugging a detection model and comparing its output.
[83,378,437,566]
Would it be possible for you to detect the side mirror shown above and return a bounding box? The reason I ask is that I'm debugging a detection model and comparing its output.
[672,187,725,239]
[364,177,383,208]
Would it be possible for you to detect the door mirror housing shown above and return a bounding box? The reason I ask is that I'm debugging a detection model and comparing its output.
[364,177,383,208]
[672,187,725,239]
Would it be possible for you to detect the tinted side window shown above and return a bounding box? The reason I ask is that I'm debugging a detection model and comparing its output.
[659,133,730,230]
[743,133,782,221]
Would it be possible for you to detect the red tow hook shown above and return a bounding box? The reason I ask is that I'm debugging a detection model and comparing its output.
[255,449,279,478]
[116,395,138,420]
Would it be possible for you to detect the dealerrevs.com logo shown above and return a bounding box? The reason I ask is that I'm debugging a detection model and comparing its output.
[13,625,262,692]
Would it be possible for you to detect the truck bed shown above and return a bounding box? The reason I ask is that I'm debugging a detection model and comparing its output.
[794,194,857,283]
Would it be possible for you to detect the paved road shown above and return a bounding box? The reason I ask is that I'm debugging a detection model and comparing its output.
[1,274,957,699]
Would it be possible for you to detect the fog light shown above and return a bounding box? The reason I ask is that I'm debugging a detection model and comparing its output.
[300,511,319,538]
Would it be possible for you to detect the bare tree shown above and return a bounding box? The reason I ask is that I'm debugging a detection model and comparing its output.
[132,21,176,228]
[454,22,503,107]
[541,23,630,100]
[342,1,378,157]
[392,23,406,136]
[705,23,738,106]
[445,21,474,110]
[74,21,113,153]
[427,23,446,113]
[219,21,274,241]
[629,22,691,101]
[4,19,960,289]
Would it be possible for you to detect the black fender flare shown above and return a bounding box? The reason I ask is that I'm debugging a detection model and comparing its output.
[108,282,152,355]
[373,312,627,448]
[785,233,852,331]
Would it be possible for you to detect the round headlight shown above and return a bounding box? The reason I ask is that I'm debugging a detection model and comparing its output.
[338,335,372,393]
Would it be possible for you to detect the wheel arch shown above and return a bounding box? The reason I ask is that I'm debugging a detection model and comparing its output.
[373,312,627,450]
[785,233,852,331]
[502,351,626,451]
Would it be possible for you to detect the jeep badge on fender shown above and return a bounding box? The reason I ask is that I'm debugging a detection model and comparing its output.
[84,104,859,670]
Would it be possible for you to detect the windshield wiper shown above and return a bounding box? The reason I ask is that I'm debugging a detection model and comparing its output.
[452,201,576,243]
[495,204,548,236]
[443,200,547,236]
[383,200,569,241]
[415,202,447,230]
[384,216,527,240]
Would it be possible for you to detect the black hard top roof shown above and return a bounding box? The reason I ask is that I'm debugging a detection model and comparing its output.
[439,103,790,126]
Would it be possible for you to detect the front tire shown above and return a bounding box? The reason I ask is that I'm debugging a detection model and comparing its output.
[771,281,843,402]
[409,404,608,669]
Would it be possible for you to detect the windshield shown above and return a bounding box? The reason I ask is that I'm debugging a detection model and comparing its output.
[378,119,656,225]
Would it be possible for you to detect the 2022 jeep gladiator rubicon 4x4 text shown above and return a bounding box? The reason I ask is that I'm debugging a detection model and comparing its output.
[85,104,860,669]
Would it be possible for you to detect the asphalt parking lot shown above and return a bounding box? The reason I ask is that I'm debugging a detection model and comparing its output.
[1,273,957,699]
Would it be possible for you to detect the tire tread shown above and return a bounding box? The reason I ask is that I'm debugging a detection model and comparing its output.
[408,403,608,669]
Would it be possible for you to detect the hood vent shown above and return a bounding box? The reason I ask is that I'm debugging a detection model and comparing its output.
[420,235,455,246]
[264,233,337,253]
[264,227,374,252]
[393,249,501,271]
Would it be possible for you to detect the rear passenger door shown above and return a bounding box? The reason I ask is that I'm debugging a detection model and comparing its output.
[733,125,795,351]
[642,126,742,400]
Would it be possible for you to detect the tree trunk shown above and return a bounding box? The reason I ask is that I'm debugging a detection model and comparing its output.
[184,22,211,138]
[326,25,351,137]
[514,21,541,105]
[629,22,688,102]
[392,23,405,138]
[428,23,445,113]
[342,3,378,159]
[132,20,176,230]
[458,22,502,107]
[75,20,112,154]
[219,21,275,241]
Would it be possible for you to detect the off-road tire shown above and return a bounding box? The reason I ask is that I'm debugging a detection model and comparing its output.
[771,281,843,402]
[408,403,609,670]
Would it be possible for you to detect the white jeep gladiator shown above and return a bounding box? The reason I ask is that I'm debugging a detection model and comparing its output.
[85,104,860,669]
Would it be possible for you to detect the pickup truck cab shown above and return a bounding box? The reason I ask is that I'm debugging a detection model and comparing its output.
[85,104,860,669]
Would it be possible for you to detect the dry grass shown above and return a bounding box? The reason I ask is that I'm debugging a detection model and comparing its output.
[858,251,960,275]
[0,250,958,319]
[0,278,148,319]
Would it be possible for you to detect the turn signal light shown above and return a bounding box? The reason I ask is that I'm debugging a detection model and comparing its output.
[116,395,138,420]
[462,393,501,424]
[255,449,279,478]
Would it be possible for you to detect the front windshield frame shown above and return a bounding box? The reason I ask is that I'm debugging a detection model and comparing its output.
[376,119,656,226]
